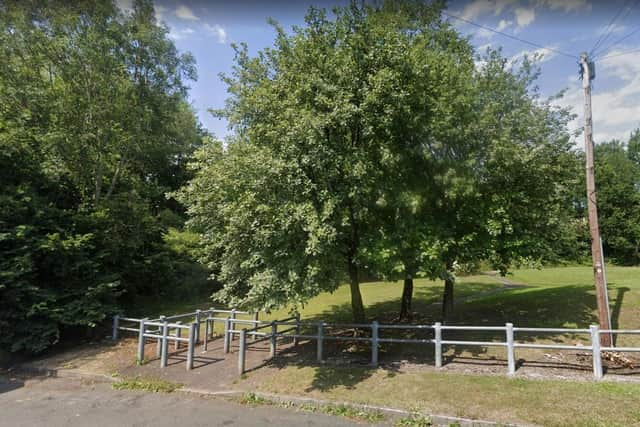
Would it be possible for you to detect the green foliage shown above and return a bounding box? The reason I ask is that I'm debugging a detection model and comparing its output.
[112,376,182,393]
[593,136,640,265]
[0,0,205,354]
[394,413,432,427]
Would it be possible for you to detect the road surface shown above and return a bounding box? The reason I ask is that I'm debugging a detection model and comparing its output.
[0,375,371,427]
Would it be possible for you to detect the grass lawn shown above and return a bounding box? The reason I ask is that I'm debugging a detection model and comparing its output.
[137,265,639,426]
[251,365,640,427]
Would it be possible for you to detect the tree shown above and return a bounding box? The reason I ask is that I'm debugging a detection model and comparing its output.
[180,1,481,322]
[593,138,640,264]
[0,0,203,355]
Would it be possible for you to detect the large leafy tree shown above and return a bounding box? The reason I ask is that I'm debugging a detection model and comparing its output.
[0,0,203,354]
[180,1,480,322]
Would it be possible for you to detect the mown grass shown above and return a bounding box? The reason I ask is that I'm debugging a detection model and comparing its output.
[255,365,640,427]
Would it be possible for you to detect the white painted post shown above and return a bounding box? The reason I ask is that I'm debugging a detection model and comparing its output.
[137,318,147,364]
[371,321,379,366]
[194,310,202,343]
[506,323,515,375]
[317,322,324,362]
[160,320,169,368]
[591,325,603,379]
[434,322,442,368]
[157,315,166,358]
[174,322,182,351]
[270,322,277,359]
[238,329,247,376]
[293,314,300,347]
[230,309,237,342]
[112,315,120,341]
[187,323,196,371]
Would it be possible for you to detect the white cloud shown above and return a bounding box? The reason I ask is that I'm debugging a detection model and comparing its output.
[536,0,592,13]
[205,24,227,44]
[507,46,558,68]
[514,7,536,28]
[175,5,199,21]
[497,19,513,31]
[555,49,640,143]
[169,27,195,41]
[459,0,516,21]
[155,5,167,23]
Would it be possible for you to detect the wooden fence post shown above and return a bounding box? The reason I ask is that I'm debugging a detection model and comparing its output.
[270,322,277,359]
[238,329,247,376]
[160,320,169,368]
[293,314,300,347]
[317,322,324,362]
[224,317,231,354]
[434,322,442,368]
[137,318,147,364]
[506,323,516,375]
[371,321,379,366]
[591,325,603,379]
[112,315,120,341]
[187,323,196,371]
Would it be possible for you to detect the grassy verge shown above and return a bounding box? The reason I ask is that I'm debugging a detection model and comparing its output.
[112,375,182,393]
[252,365,640,427]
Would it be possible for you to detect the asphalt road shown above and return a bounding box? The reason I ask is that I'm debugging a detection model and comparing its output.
[0,376,370,427]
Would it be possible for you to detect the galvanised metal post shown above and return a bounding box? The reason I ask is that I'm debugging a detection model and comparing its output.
[194,310,202,343]
[317,322,324,362]
[187,323,196,371]
[270,322,277,359]
[434,322,442,368]
[203,314,210,353]
[174,321,182,351]
[371,321,379,366]
[591,325,603,379]
[223,317,231,354]
[238,329,247,376]
[230,309,237,342]
[157,315,166,358]
[252,311,259,341]
[137,318,147,364]
[506,323,516,375]
[209,307,216,338]
[112,315,120,341]
[160,320,169,368]
[293,314,300,347]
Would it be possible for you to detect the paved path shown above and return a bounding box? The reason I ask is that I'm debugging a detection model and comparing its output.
[0,376,371,427]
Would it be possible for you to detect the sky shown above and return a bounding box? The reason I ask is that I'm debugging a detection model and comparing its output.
[117,0,640,144]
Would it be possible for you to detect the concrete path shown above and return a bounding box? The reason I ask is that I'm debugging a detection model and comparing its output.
[0,376,372,427]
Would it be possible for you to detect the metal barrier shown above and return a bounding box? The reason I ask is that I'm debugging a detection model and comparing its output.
[113,312,640,379]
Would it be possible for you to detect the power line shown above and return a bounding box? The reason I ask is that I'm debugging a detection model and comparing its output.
[441,11,578,59]
[589,0,634,56]
[592,0,640,58]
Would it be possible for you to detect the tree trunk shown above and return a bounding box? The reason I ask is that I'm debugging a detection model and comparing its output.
[441,261,455,321]
[399,277,413,321]
[348,258,365,323]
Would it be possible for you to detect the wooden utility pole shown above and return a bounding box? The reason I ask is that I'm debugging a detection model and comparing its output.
[580,52,612,347]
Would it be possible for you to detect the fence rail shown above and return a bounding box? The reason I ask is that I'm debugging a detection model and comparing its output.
[112,311,640,380]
